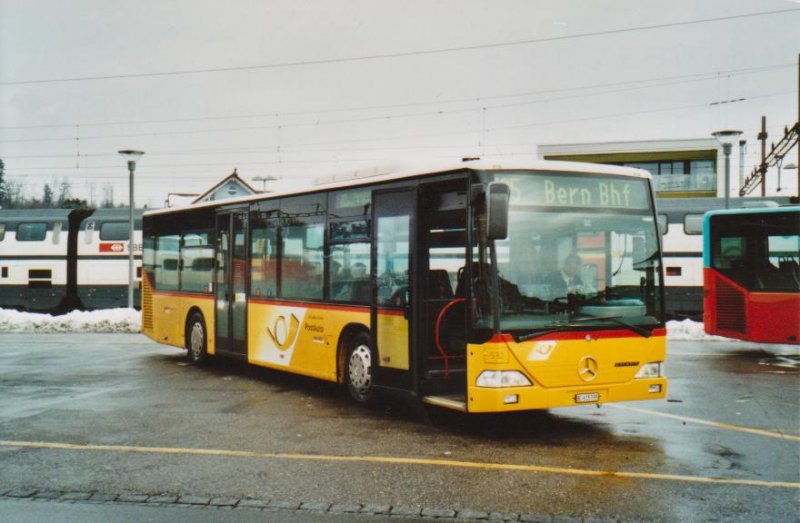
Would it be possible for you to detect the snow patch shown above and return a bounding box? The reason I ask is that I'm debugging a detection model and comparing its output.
[666,319,731,341]
[0,308,141,333]
[1,308,724,342]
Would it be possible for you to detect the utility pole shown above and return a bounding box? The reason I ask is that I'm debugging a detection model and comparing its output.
[758,116,767,196]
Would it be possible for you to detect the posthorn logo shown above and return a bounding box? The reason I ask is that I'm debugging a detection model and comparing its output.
[267,314,301,351]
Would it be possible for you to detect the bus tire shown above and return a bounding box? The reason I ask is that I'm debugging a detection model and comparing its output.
[186,312,208,365]
[345,332,374,404]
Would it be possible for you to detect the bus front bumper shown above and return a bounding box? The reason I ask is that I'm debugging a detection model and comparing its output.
[466,377,667,413]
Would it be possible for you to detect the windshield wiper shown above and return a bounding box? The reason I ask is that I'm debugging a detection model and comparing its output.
[514,325,572,342]
[512,315,654,343]
[585,315,653,338]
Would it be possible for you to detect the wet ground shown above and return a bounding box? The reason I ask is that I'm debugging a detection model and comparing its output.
[0,333,797,522]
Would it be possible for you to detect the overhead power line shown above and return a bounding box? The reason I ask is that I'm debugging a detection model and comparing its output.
[0,81,794,146]
[1,9,797,86]
[5,90,794,175]
[0,63,791,131]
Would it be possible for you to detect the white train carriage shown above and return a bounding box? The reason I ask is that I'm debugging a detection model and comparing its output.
[0,208,144,312]
[0,209,73,311]
[655,196,792,318]
[76,209,144,309]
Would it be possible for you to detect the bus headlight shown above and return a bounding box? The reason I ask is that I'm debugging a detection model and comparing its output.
[476,370,532,388]
[635,362,663,379]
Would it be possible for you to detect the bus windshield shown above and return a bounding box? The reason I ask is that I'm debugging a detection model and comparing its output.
[472,171,663,335]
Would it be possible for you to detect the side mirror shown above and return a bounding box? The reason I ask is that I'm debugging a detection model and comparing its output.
[486,182,510,240]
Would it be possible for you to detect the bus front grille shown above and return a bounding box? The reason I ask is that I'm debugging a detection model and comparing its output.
[715,276,746,333]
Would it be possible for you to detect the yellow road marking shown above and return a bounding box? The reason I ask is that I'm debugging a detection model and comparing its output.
[607,404,800,442]
[0,439,797,489]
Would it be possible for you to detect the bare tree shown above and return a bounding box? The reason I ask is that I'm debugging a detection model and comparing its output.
[57,179,71,206]
[0,158,7,207]
[5,180,24,208]
[101,184,114,208]
[42,183,54,207]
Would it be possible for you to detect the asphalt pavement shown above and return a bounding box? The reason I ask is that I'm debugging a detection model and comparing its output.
[0,333,797,522]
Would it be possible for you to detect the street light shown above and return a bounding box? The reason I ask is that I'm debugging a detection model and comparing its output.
[118,149,144,309]
[252,175,279,191]
[712,130,742,209]
[779,162,798,193]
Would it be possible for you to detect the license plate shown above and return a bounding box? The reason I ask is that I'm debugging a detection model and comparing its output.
[575,392,599,403]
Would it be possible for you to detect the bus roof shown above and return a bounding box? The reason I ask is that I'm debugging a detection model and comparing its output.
[144,159,651,217]
[704,204,800,221]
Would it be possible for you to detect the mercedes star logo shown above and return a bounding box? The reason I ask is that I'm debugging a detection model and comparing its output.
[578,356,599,382]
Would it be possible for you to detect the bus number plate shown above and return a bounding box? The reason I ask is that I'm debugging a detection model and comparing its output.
[575,392,599,403]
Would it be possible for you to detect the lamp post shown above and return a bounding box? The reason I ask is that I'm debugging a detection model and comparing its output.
[252,175,278,191]
[118,149,144,309]
[712,130,742,209]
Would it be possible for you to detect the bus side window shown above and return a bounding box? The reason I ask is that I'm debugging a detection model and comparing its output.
[250,218,277,298]
[329,243,371,303]
[155,235,180,290]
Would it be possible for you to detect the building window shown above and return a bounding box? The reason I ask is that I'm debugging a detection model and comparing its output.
[622,159,716,193]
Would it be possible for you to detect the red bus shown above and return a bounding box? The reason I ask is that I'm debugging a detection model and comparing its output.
[704,205,800,344]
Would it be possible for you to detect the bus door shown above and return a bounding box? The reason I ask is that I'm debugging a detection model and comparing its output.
[215,208,248,357]
[372,189,416,393]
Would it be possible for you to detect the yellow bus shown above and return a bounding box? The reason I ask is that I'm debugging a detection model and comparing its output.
[142,160,667,413]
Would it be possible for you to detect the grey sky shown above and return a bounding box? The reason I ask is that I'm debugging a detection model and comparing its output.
[1,0,798,207]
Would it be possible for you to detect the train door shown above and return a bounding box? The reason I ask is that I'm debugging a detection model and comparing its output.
[215,208,248,357]
[371,189,416,393]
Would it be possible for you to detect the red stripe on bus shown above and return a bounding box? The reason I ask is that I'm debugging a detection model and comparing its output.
[151,290,214,300]
[490,328,665,343]
[248,297,370,313]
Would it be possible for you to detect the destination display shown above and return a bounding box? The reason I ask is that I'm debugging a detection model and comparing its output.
[495,172,651,210]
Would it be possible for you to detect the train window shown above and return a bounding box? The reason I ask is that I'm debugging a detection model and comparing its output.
[17,223,47,241]
[84,221,96,244]
[52,222,63,244]
[684,214,704,235]
[657,214,667,236]
[100,222,130,241]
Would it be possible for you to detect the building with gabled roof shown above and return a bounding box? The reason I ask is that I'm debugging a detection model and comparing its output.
[192,168,260,204]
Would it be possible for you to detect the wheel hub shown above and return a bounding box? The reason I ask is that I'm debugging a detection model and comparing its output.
[190,323,204,357]
[348,344,372,393]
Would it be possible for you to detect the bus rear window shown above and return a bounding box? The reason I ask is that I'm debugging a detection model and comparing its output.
[17,223,47,241]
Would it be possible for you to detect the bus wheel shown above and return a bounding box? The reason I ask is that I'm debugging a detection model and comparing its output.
[186,313,208,364]
[346,332,374,404]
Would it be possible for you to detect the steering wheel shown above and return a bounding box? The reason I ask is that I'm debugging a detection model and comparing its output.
[722,247,743,259]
